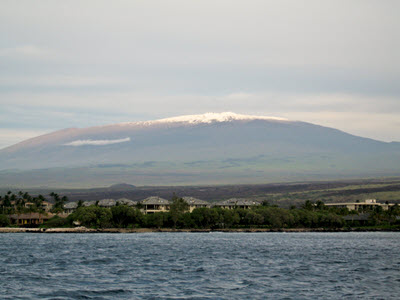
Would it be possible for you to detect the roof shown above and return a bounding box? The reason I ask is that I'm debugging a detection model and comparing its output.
[83,201,96,207]
[64,202,78,209]
[9,213,54,220]
[141,196,170,205]
[182,196,209,206]
[98,199,117,207]
[116,198,137,206]
[215,198,260,206]
[343,214,370,221]
[326,203,394,207]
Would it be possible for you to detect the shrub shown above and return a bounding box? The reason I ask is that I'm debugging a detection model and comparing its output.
[42,216,71,228]
[0,214,10,227]
[71,206,112,228]
[111,205,143,228]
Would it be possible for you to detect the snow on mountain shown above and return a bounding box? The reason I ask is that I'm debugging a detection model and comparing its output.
[118,112,289,126]
[1,112,289,151]
[0,112,399,187]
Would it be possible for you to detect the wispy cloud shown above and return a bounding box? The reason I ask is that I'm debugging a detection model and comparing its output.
[0,45,51,59]
[63,137,131,146]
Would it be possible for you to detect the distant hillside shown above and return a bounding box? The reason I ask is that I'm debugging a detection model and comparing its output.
[0,112,399,187]
[108,183,136,191]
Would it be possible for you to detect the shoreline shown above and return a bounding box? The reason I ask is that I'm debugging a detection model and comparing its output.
[0,227,399,233]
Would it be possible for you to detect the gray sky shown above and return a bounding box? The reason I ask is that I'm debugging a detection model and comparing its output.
[1,0,399,149]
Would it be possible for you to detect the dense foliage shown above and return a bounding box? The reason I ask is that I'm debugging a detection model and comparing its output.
[1,191,400,229]
[40,199,400,230]
[0,191,68,214]
[0,214,10,227]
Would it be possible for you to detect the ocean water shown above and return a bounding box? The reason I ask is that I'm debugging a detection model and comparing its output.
[0,232,399,299]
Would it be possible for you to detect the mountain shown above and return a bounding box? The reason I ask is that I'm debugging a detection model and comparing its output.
[108,183,136,191]
[0,112,399,187]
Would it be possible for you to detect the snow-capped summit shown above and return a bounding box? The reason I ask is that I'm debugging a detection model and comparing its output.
[118,112,288,127]
[145,112,288,125]
[1,111,399,187]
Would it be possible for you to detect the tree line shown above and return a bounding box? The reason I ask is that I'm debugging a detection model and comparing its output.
[0,191,67,215]
[44,197,400,229]
[1,191,399,229]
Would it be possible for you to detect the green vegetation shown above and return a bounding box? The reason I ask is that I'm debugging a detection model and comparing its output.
[0,190,69,215]
[111,205,142,228]
[169,193,189,228]
[72,206,112,228]
[1,190,400,230]
[0,214,10,227]
[41,215,71,228]
[42,199,400,230]
[1,191,48,214]
[49,192,67,213]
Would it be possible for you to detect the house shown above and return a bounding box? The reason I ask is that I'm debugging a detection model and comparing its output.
[98,199,117,208]
[41,201,53,212]
[214,198,260,209]
[24,202,35,209]
[83,200,96,207]
[343,214,370,225]
[9,213,54,226]
[64,202,78,214]
[140,196,170,214]
[325,199,394,211]
[182,196,210,212]
[22,201,53,212]
[116,198,137,206]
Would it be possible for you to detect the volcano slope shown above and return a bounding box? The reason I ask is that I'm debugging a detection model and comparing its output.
[0,112,399,187]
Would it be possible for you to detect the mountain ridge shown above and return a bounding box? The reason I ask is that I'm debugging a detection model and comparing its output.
[1,112,291,152]
[0,112,399,187]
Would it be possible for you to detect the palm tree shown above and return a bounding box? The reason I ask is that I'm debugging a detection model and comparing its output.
[50,192,67,212]
[60,196,68,209]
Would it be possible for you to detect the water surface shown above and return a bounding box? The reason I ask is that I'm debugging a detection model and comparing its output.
[0,232,399,299]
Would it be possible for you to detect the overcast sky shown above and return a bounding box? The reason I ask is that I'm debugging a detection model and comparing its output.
[1,0,399,149]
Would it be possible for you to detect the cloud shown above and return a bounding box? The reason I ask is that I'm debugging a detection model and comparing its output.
[0,45,51,59]
[0,1,398,147]
[63,137,131,146]
[0,75,130,88]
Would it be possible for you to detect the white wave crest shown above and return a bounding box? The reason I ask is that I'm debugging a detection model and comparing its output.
[64,137,130,146]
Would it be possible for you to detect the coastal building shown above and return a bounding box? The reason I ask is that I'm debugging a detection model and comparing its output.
[21,201,53,212]
[116,198,137,206]
[182,196,210,212]
[81,199,137,208]
[140,196,170,214]
[214,198,260,209]
[9,213,54,226]
[325,199,394,211]
[64,202,78,214]
[83,200,96,207]
[343,214,370,225]
[24,202,35,209]
[41,201,53,212]
[98,199,117,208]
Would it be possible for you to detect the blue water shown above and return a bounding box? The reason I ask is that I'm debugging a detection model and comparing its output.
[0,233,399,299]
